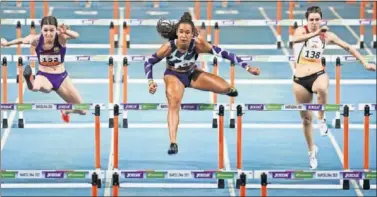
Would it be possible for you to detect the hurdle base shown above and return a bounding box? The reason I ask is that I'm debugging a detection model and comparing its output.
[109,118,114,128]
[2,118,8,128]
[212,118,217,128]
[360,41,364,49]
[18,119,24,128]
[97,178,102,188]
[236,178,241,189]
[289,41,293,49]
[335,118,341,129]
[123,118,128,128]
[229,118,235,128]
[363,179,370,190]
[342,180,350,190]
[218,179,225,189]
[91,173,102,188]
[373,41,377,49]
[277,41,281,49]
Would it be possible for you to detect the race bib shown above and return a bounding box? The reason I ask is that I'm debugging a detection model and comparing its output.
[39,55,61,66]
[302,48,322,61]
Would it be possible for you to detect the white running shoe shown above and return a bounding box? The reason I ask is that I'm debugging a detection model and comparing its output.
[309,145,318,170]
[318,119,329,136]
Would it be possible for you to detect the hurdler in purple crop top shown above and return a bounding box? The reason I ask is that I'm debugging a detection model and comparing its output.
[34,34,68,91]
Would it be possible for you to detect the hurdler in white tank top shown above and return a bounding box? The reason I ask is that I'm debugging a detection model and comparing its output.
[293,25,326,66]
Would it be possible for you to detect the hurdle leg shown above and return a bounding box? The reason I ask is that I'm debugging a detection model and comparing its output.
[108,57,114,128]
[217,105,225,189]
[122,57,128,128]
[15,22,24,128]
[260,173,268,196]
[212,58,218,128]
[288,2,295,49]
[229,64,235,128]
[112,104,120,196]
[207,1,212,43]
[236,105,243,188]
[239,173,246,197]
[342,105,350,190]
[91,172,99,196]
[212,25,220,129]
[373,1,376,48]
[359,2,365,49]
[276,1,282,49]
[2,111,8,128]
[2,57,8,128]
[94,105,102,187]
[333,57,341,128]
[363,105,370,190]
[17,57,24,128]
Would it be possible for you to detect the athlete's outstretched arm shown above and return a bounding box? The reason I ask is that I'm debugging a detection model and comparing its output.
[327,32,376,71]
[194,36,260,75]
[1,34,38,47]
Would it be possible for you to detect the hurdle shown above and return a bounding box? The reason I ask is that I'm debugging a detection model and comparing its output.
[232,103,376,195]
[1,17,375,50]
[357,1,377,49]
[110,103,227,192]
[0,104,104,196]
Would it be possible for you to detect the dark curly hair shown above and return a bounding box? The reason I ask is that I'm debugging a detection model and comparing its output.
[156,12,198,40]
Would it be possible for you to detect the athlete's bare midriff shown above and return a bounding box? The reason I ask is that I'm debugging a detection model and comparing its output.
[295,63,323,77]
[38,64,66,74]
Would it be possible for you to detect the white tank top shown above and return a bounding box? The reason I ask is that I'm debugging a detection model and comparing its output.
[293,26,326,65]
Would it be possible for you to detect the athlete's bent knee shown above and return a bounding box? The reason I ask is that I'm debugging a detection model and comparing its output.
[302,115,312,126]
[168,99,181,110]
[166,93,181,110]
[31,84,41,92]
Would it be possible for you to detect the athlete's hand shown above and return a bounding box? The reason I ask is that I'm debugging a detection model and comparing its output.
[316,26,329,35]
[0,38,8,47]
[58,24,68,34]
[246,66,260,76]
[365,63,376,72]
[148,80,158,94]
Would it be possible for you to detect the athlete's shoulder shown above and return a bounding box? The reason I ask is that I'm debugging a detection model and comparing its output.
[294,26,307,34]
[156,41,173,58]
[194,36,205,45]
[30,34,41,47]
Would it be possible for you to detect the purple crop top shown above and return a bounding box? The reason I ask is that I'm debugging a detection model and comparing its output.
[35,34,66,67]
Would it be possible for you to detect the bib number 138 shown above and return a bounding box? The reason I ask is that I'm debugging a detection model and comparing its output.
[305,51,321,59]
